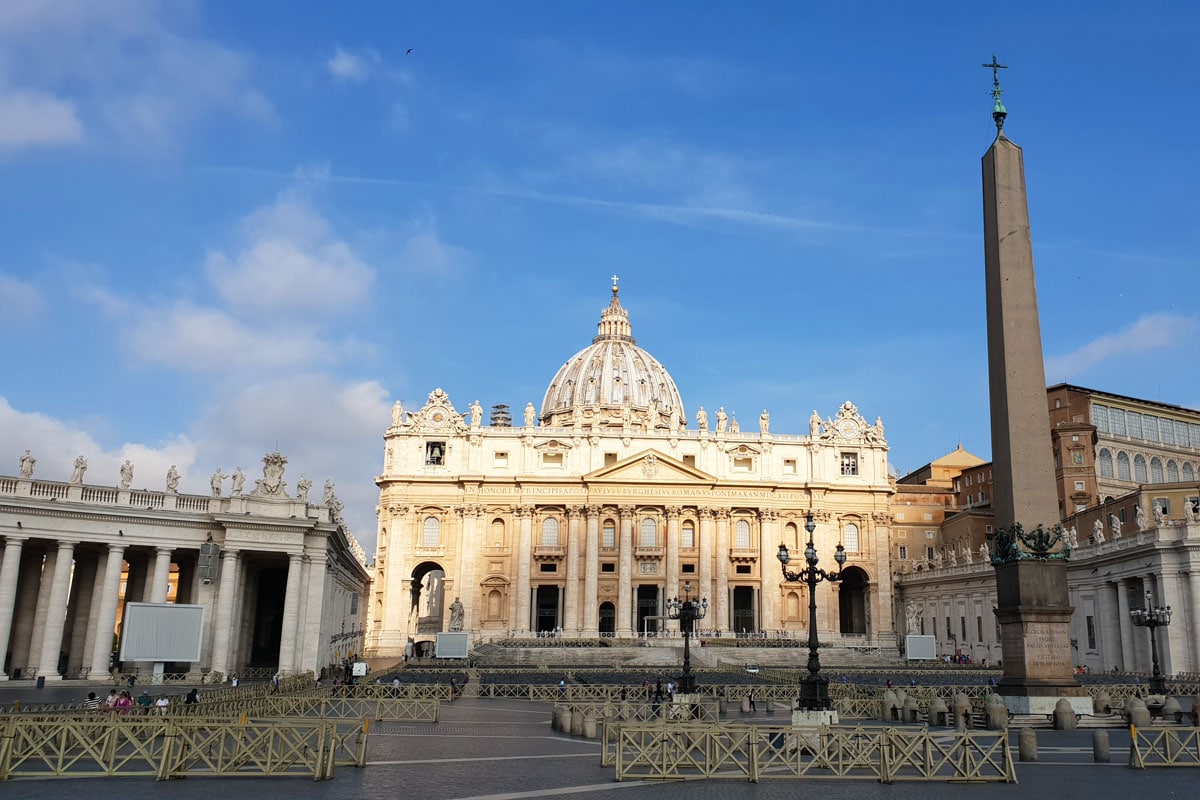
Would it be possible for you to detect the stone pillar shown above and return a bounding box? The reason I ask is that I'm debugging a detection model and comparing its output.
[1116,580,1135,671]
[27,548,60,676]
[81,549,109,675]
[277,553,305,673]
[665,506,681,632]
[36,541,76,680]
[209,549,241,676]
[617,506,634,637]
[65,552,98,674]
[0,536,27,680]
[459,505,482,632]
[515,506,534,634]
[698,508,714,612]
[565,506,584,635]
[89,544,126,676]
[298,550,327,676]
[9,550,44,677]
[583,506,600,636]
[1188,571,1200,673]
[148,547,173,603]
[1156,573,1187,675]
[759,509,779,632]
[714,509,730,632]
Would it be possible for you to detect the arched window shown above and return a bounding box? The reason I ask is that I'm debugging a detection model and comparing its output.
[843,522,860,553]
[1166,460,1180,482]
[491,519,505,546]
[640,517,656,547]
[1117,452,1131,481]
[735,519,751,548]
[602,520,616,549]
[487,590,502,619]
[682,521,696,548]
[1134,455,1148,483]
[1149,457,1163,483]
[423,516,440,547]
[1184,463,1195,482]
[784,522,798,549]
[1098,448,1114,478]
[541,517,559,547]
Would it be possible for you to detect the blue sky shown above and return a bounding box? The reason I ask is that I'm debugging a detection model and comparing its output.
[2,1,1197,553]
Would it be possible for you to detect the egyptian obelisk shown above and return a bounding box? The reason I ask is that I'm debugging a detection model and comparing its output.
[981,56,1086,714]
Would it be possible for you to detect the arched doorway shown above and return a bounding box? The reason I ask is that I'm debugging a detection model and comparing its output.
[838,567,869,635]
[598,602,615,636]
[410,561,447,635]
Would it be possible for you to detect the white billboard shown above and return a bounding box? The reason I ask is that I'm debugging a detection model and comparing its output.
[119,603,205,662]
[435,632,469,659]
[905,635,937,660]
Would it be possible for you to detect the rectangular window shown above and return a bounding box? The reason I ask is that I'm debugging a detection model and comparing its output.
[1154,497,1171,515]
[604,452,618,466]
[840,452,858,476]
[1127,412,1143,439]
[925,530,936,539]
[926,546,935,560]
[601,562,615,573]
[733,456,753,471]
[682,454,696,467]
[976,616,983,642]
[946,616,952,640]
[961,617,968,642]
[783,458,797,475]
[1161,417,1176,445]
[898,545,908,559]
[1074,481,1085,491]
[895,512,905,521]
[542,452,563,468]
[682,524,695,548]
[1086,616,1097,650]
[493,451,508,468]
[681,563,696,574]
[1144,416,1159,442]
[539,563,557,573]
[602,523,616,549]
[425,441,446,466]
[985,525,993,534]
[924,513,933,521]
[735,564,751,575]
[1092,404,1110,433]
[1110,409,1127,437]
[350,594,359,615]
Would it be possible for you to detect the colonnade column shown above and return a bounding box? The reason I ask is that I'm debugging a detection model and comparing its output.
[1188,571,1200,673]
[758,509,779,632]
[459,505,481,631]
[665,506,681,632]
[65,553,98,674]
[1116,580,1135,671]
[278,553,305,673]
[514,506,534,633]
[299,551,327,675]
[148,547,173,603]
[617,506,634,637]
[209,549,241,677]
[1158,572,1186,675]
[714,509,730,633]
[36,540,76,680]
[8,551,43,677]
[564,506,583,635]
[81,550,110,676]
[0,536,27,680]
[582,506,600,636]
[27,550,58,676]
[89,544,126,676]
[697,509,714,615]
[1096,582,1118,672]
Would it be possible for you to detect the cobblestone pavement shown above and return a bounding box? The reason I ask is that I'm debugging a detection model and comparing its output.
[3,693,1198,799]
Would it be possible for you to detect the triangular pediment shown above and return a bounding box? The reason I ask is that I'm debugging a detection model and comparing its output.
[585,449,714,484]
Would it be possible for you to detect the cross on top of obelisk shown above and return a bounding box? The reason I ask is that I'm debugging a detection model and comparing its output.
[982,53,1008,131]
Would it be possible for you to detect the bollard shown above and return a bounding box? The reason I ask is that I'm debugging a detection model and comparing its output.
[765,699,774,713]
[1161,696,1181,723]
[987,694,1009,730]
[1192,700,1200,726]
[902,696,920,724]
[1093,689,1113,714]
[1092,730,1110,762]
[953,693,972,729]
[881,689,898,722]
[718,696,727,714]
[582,712,597,739]
[929,697,949,728]
[1053,698,1078,730]
[1018,728,1038,762]
[741,697,751,713]
[1126,697,1151,729]
[570,709,584,736]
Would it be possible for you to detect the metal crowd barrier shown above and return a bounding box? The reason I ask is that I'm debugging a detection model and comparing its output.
[1129,727,1200,768]
[602,721,1015,783]
[0,716,367,781]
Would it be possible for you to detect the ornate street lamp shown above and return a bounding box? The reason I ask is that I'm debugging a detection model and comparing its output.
[777,512,847,711]
[1129,590,1172,695]
[666,580,708,695]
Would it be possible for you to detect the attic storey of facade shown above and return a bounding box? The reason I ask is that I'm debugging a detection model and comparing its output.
[367,283,897,658]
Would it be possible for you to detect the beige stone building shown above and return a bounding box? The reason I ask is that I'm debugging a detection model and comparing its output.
[0,452,369,681]
[367,284,898,658]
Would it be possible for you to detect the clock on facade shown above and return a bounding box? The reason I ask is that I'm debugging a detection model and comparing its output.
[837,418,860,439]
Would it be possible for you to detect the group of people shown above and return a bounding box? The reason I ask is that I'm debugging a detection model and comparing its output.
[82,687,200,715]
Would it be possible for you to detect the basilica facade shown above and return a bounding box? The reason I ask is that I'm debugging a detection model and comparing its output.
[366,283,898,658]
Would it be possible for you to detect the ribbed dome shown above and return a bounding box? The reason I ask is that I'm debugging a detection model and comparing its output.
[540,281,685,432]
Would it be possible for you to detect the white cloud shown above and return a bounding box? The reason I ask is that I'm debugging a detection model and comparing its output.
[1045,312,1199,380]
[327,46,382,81]
[0,273,46,325]
[397,222,471,277]
[0,1,271,152]
[207,199,374,316]
[0,89,83,148]
[0,395,197,492]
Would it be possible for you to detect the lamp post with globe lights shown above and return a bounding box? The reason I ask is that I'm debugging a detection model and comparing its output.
[776,512,847,711]
[1129,590,1172,695]
[665,581,708,695]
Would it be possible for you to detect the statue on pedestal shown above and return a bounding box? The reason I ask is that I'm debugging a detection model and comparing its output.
[759,409,769,434]
[18,450,35,479]
[696,406,708,431]
[119,459,133,489]
[715,407,728,433]
[231,467,245,496]
[210,469,224,497]
[165,465,180,493]
[69,455,87,485]
[296,475,312,503]
[1109,513,1122,538]
[448,597,464,631]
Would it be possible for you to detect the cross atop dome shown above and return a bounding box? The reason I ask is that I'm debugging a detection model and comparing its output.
[597,277,632,342]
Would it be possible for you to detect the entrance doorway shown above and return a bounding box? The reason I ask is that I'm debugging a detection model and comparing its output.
[732,586,756,634]
[838,567,869,634]
[598,602,615,635]
[636,585,659,635]
[535,585,560,632]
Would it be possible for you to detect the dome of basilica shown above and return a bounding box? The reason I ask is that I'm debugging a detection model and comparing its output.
[540,281,685,431]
